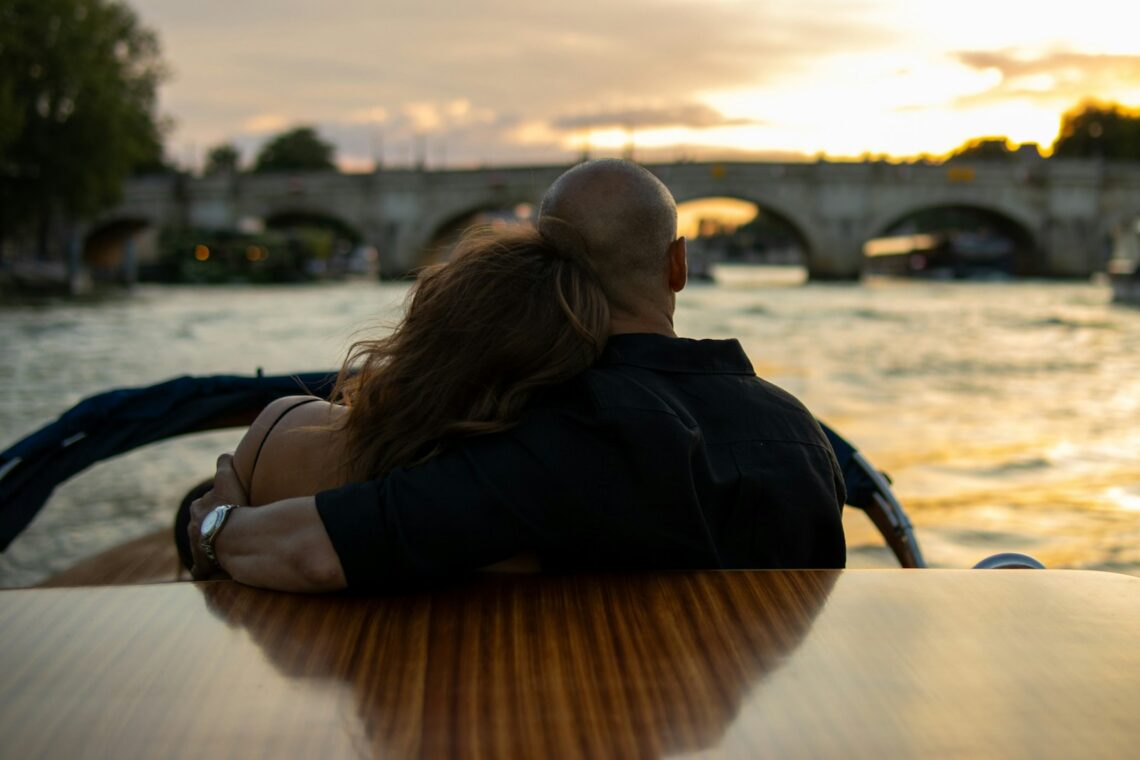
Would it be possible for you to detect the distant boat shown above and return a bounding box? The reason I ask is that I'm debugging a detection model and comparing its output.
[1108,261,1140,306]
[863,232,1015,278]
[685,244,716,282]
[0,259,92,296]
[1112,272,1140,305]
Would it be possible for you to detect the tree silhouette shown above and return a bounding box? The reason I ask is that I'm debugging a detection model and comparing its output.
[947,137,1015,161]
[204,143,240,175]
[253,127,336,173]
[1052,101,1140,160]
[0,0,168,256]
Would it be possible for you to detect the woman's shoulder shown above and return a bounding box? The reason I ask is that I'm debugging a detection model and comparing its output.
[255,395,344,428]
[242,396,347,460]
[233,396,349,503]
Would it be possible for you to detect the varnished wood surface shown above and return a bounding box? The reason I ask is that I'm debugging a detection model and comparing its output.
[39,529,185,587]
[2,571,1138,759]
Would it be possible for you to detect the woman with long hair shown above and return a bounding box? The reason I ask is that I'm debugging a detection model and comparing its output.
[227,226,610,511]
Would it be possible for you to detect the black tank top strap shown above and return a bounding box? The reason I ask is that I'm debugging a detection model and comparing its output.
[247,396,322,503]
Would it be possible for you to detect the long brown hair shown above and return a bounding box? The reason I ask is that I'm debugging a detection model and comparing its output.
[331,226,610,480]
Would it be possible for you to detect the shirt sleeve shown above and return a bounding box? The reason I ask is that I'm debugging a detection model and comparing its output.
[313,393,847,585]
[314,405,742,588]
[313,428,548,589]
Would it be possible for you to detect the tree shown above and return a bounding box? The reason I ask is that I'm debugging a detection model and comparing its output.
[0,0,168,256]
[253,126,336,173]
[1052,101,1140,160]
[205,142,240,174]
[946,137,1015,161]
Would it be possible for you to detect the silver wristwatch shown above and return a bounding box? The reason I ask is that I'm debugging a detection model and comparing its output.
[199,503,242,567]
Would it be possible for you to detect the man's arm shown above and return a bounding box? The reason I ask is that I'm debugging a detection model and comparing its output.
[188,454,347,592]
[193,414,571,592]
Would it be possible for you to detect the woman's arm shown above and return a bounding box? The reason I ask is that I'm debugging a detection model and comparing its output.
[189,453,347,591]
[232,396,350,506]
[188,399,351,590]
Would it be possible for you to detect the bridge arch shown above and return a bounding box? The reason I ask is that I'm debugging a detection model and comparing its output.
[670,189,821,274]
[257,207,370,277]
[673,195,812,279]
[409,196,537,269]
[262,208,363,243]
[862,197,1044,276]
[83,217,155,281]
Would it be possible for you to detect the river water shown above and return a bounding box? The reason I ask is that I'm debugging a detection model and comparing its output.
[2,268,1139,586]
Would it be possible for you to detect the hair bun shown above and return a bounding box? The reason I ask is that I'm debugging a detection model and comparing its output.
[538,218,598,276]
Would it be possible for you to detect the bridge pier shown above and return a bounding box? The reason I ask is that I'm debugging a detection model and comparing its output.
[806,219,863,280]
[1042,161,1107,277]
[805,252,863,280]
[387,220,436,277]
[358,219,400,278]
[1043,218,1108,277]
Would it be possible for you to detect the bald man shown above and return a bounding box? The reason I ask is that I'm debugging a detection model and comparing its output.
[189,160,846,592]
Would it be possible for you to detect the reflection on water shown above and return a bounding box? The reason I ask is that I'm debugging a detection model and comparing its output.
[2,272,1139,585]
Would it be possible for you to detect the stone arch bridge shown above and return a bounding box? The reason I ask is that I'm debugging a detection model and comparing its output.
[100,159,1140,279]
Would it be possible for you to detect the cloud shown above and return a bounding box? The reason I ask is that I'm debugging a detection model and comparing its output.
[952,50,1140,106]
[398,99,498,132]
[346,106,390,125]
[242,113,290,134]
[551,104,762,131]
[135,0,890,161]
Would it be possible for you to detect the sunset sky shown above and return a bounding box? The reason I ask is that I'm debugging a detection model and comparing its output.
[133,0,1140,172]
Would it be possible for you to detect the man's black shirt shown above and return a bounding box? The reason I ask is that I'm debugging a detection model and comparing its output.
[315,334,846,588]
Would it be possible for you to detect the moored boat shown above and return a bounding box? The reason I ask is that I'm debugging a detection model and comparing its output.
[1108,240,1140,306]
[1110,270,1140,306]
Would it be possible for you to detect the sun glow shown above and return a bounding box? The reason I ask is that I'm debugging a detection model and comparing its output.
[1106,487,1140,513]
[676,198,758,239]
[146,0,1140,167]
[694,49,1098,158]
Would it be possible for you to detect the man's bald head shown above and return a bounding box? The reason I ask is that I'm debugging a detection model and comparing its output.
[538,160,679,314]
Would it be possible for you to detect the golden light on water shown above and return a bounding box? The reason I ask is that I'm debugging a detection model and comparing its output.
[1106,487,1140,512]
[835,414,1140,572]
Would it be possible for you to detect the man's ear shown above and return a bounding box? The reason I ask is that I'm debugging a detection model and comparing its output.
[667,237,687,293]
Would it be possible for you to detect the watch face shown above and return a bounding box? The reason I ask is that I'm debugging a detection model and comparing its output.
[201,509,220,536]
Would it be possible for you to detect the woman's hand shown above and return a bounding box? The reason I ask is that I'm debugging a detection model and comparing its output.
[187,453,347,591]
[188,453,249,580]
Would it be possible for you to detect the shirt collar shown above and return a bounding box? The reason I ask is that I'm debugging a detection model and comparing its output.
[599,333,756,375]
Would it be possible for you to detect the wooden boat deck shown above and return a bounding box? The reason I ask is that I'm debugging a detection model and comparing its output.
[3,569,1138,758]
[39,529,187,587]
